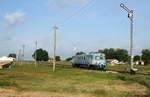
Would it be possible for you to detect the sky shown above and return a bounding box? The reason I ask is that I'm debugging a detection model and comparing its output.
[0,0,150,60]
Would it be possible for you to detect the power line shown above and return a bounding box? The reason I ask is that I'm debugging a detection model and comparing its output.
[50,0,95,70]
[58,0,95,26]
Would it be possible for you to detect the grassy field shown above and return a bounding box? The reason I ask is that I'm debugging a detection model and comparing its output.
[0,61,150,97]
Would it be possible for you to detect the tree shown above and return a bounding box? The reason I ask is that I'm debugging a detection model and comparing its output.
[115,49,129,62]
[8,53,16,58]
[76,51,86,55]
[32,48,49,61]
[55,56,61,61]
[142,49,150,64]
[103,48,129,62]
[134,55,140,62]
[103,48,115,59]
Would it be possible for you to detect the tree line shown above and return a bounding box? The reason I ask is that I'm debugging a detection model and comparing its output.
[8,48,61,62]
[8,48,150,65]
[102,48,150,64]
[32,48,61,61]
[103,48,150,64]
[66,48,150,65]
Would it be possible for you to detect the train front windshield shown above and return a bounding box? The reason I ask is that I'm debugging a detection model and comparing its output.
[95,56,104,60]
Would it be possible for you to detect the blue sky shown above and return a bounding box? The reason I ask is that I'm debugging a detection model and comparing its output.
[0,0,150,60]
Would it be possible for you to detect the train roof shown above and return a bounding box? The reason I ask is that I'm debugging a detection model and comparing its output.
[73,52,105,57]
[89,52,104,55]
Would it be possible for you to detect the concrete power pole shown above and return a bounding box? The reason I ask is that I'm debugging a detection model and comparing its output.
[53,26,58,72]
[35,41,37,66]
[18,49,21,61]
[21,44,25,65]
[120,3,137,74]
[18,49,22,65]
[22,44,25,61]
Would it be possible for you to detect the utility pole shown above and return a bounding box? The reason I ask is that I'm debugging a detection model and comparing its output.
[35,41,37,66]
[22,44,25,61]
[120,3,137,74]
[73,43,77,55]
[21,44,25,65]
[18,49,21,65]
[18,49,21,61]
[53,26,58,72]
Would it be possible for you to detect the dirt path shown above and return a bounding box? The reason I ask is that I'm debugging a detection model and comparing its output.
[115,83,147,95]
[0,82,148,97]
[0,88,96,97]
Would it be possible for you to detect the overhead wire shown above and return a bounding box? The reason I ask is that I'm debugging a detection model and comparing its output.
[54,0,96,27]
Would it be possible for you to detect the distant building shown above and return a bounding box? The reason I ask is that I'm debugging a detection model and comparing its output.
[135,60,144,65]
[0,56,15,61]
[0,56,15,69]
[107,59,119,66]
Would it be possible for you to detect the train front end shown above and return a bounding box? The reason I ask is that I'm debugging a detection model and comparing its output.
[90,52,106,69]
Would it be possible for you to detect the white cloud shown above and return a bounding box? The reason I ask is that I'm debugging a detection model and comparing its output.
[5,11,25,28]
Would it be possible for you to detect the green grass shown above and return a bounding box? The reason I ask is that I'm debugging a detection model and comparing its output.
[0,62,150,97]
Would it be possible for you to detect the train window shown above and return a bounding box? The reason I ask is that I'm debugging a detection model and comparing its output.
[81,57,83,60]
[95,56,104,60]
[95,56,100,60]
[81,57,82,60]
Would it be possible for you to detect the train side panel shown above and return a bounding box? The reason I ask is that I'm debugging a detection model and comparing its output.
[72,54,90,67]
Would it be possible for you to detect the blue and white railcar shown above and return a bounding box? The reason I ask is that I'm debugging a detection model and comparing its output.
[72,52,106,69]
